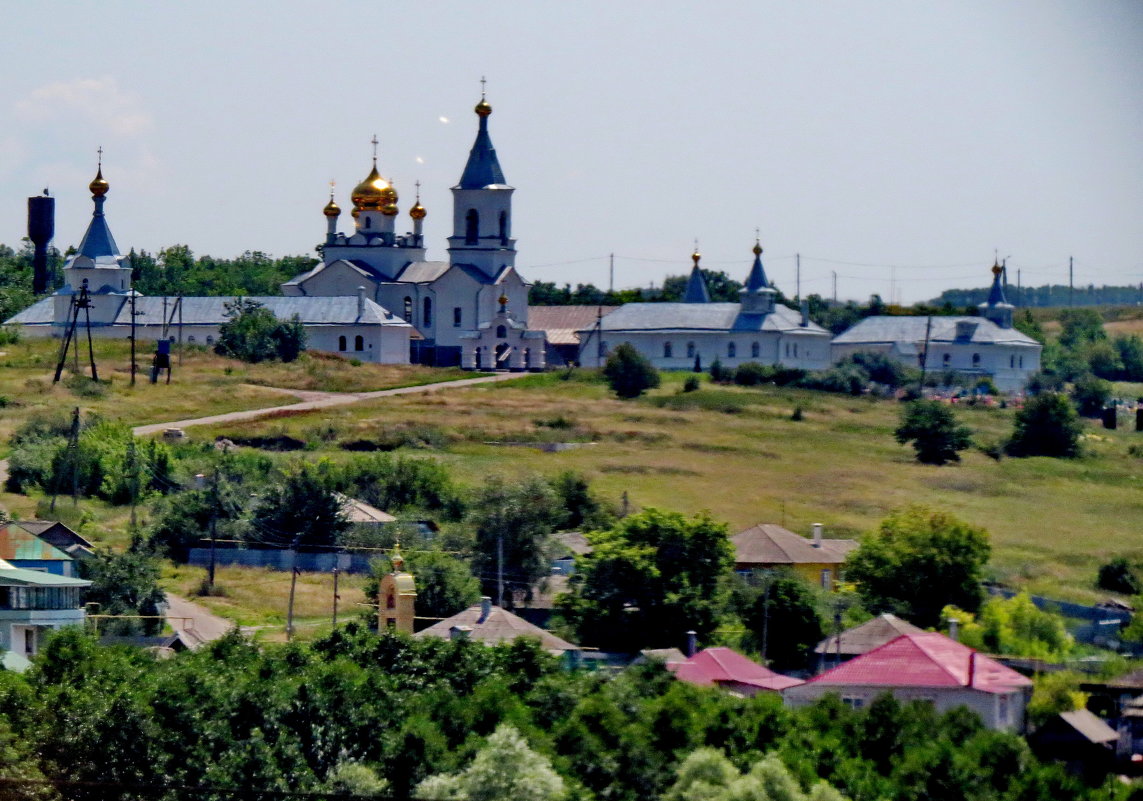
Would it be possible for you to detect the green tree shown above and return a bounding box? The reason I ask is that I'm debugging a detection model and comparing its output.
[79,548,167,635]
[603,343,660,399]
[1006,392,1083,458]
[215,298,306,363]
[1014,309,1045,344]
[550,470,616,531]
[1070,373,1111,417]
[415,724,566,801]
[557,508,733,651]
[469,475,568,607]
[894,400,973,465]
[251,462,348,547]
[1057,308,1106,350]
[945,593,1073,659]
[845,506,991,627]
[1027,672,1088,728]
[1098,557,1141,595]
[735,572,824,672]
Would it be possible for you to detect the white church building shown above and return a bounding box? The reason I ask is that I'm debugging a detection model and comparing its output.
[282,94,546,370]
[831,263,1042,392]
[577,243,832,370]
[6,165,414,362]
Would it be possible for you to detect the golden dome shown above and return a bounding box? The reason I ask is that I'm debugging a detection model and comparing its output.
[323,196,341,218]
[381,202,399,217]
[89,167,109,198]
[409,201,426,220]
[991,260,1003,276]
[351,207,360,219]
[692,249,701,267]
[351,164,391,211]
[753,241,763,256]
[475,99,492,117]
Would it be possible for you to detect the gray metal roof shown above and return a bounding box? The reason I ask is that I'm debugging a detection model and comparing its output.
[6,296,412,328]
[457,112,508,189]
[395,261,451,283]
[581,302,829,335]
[832,315,1040,347]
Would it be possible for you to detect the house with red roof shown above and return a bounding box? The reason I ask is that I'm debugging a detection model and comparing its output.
[668,647,803,697]
[782,632,1033,732]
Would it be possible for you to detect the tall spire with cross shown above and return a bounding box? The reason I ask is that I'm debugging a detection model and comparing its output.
[684,240,711,303]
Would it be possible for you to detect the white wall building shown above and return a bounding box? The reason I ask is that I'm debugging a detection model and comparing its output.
[578,244,832,370]
[6,167,413,363]
[282,95,546,370]
[831,264,1042,392]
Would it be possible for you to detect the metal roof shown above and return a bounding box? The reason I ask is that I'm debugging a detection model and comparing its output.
[416,603,577,652]
[832,315,1040,346]
[585,302,829,335]
[77,206,120,259]
[395,261,451,283]
[732,523,856,567]
[0,563,90,587]
[745,250,770,292]
[683,266,711,303]
[814,613,925,655]
[0,525,72,562]
[528,306,619,345]
[669,647,803,691]
[457,113,508,189]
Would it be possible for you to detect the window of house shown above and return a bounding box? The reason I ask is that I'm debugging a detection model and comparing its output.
[1010,355,1015,368]
[686,342,695,358]
[206,335,214,345]
[664,342,673,358]
[842,696,865,710]
[496,325,507,339]
[364,217,371,229]
[465,209,479,245]
[1019,356,1024,368]
[998,694,1009,725]
[820,568,832,591]
[187,335,195,343]
[453,307,462,327]
[751,341,760,358]
[338,335,347,351]
[403,297,412,322]
[943,353,951,365]
[728,342,736,358]
[972,353,981,366]
[354,335,364,351]
[423,297,432,327]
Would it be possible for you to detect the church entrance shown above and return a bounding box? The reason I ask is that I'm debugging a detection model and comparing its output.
[495,343,511,368]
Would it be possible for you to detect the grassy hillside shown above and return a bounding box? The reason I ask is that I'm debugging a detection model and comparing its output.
[175,370,1143,605]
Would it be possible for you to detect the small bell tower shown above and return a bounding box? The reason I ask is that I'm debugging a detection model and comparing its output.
[377,547,417,634]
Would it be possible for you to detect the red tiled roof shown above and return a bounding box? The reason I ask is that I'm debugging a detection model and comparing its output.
[803,632,1032,694]
[731,524,856,567]
[669,647,803,692]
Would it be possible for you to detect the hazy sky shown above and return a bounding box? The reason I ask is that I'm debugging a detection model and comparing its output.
[2,1,1140,303]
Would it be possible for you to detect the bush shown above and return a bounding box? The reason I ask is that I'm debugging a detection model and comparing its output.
[215,298,307,363]
[1071,373,1111,417]
[709,358,728,382]
[1097,557,1141,595]
[682,376,700,393]
[603,343,660,399]
[838,351,909,388]
[894,400,973,465]
[1006,392,1083,458]
[801,364,866,395]
[733,362,771,386]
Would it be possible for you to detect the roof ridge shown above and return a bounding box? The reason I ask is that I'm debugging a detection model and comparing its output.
[909,632,973,686]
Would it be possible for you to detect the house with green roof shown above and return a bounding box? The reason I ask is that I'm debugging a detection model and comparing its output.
[0,558,90,665]
[0,523,77,576]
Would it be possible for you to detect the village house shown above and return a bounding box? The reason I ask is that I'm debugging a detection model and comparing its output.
[416,596,579,656]
[814,613,925,670]
[669,647,802,697]
[731,523,857,591]
[0,522,79,577]
[0,558,90,670]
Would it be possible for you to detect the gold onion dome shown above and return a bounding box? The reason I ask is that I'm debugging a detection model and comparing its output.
[753,242,763,256]
[381,201,399,217]
[475,98,492,117]
[991,260,1003,276]
[323,196,341,218]
[351,164,392,211]
[89,167,109,198]
[409,200,426,220]
[692,249,701,266]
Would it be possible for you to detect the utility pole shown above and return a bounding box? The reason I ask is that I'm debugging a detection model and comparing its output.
[496,533,504,608]
[50,407,81,513]
[332,567,340,627]
[832,271,838,304]
[177,295,184,367]
[286,540,300,641]
[761,570,773,665]
[126,438,139,533]
[208,468,219,592]
[609,252,614,295]
[1069,256,1074,307]
[1017,269,1022,307]
[129,291,137,386]
[919,315,933,393]
[795,253,801,303]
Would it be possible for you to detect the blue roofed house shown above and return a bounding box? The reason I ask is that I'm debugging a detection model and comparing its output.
[831,263,1041,392]
[578,242,832,370]
[0,558,90,670]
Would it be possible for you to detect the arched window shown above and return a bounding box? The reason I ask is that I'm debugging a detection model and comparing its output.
[686,342,695,358]
[453,307,462,327]
[403,297,412,322]
[663,342,673,358]
[465,209,479,245]
[943,353,951,365]
[354,335,364,351]
[206,336,214,345]
[423,297,432,327]
[1019,356,1024,368]
[364,217,371,229]
[751,341,760,358]
[496,325,507,339]
[338,335,347,351]
[187,335,195,343]
[972,353,981,367]
[728,342,736,358]
[499,211,508,245]
[1010,355,1015,368]
[524,348,531,368]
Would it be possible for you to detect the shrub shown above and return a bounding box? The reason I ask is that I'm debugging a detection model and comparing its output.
[838,351,908,388]
[801,364,866,395]
[733,362,771,386]
[1071,373,1111,417]
[1097,557,1141,595]
[603,343,660,399]
[683,375,700,393]
[709,358,728,382]
[894,400,973,465]
[791,406,803,421]
[1006,392,1083,458]
[215,298,307,363]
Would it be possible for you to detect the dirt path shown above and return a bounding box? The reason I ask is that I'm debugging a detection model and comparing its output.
[164,592,237,648]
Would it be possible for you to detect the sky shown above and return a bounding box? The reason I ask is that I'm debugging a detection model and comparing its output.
[1,1,1141,303]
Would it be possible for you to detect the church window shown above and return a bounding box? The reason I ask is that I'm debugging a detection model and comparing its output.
[1019,356,1024,368]
[496,325,507,339]
[793,343,798,358]
[524,348,530,368]
[686,342,695,358]
[453,307,462,327]
[943,353,951,366]
[338,335,347,351]
[465,209,479,245]
[403,297,412,322]
[499,211,509,245]
[728,342,736,358]
[751,341,760,358]
[1010,355,1015,368]
[187,336,195,343]
[423,298,432,327]
[972,352,981,367]
[663,342,673,358]
[364,217,371,229]
[206,336,214,345]
[354,335,364,351]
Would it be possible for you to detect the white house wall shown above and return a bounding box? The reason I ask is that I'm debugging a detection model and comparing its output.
[578,330,831,370]
[831,341,1041,392]
[782,683,1027,732]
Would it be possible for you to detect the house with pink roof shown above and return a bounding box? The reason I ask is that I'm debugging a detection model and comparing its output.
[668,647,803,697]
[782,632,1033,732]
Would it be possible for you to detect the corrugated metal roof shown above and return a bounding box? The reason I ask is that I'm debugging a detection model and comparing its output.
[1058,709,1118,744]
[732,524,856,566]
[77,209,120,259]
[416,603,577,652]
[802,632,1032,694]
[832,316,1039,346]
[669,647,803,691]
[814,613,925,655]
[584,302,829,335]
[0,525,72,562]
[0,564,90,587]
[396,261,451,283]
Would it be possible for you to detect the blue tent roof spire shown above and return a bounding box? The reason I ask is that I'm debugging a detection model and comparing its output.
[744,239,770,292]
[684,247,711,303]
[985,260,1009,307]
[457,89,507,189]
[77,158,119,259]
